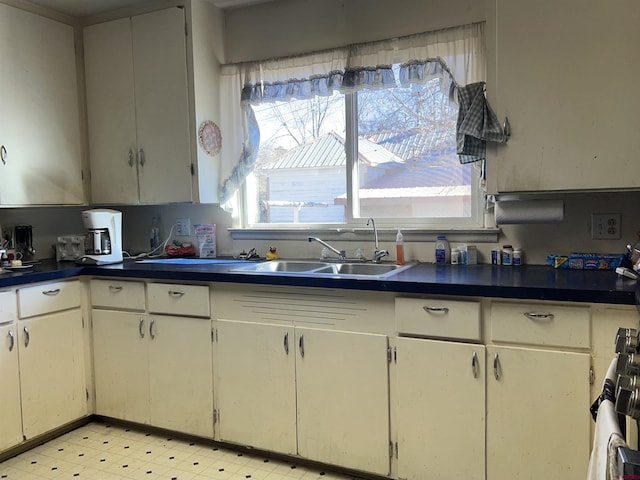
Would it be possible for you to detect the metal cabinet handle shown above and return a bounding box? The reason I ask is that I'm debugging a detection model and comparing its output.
[23,326,30,348]
[493,353,501,380]
[524,312,555,321]
[472,351,479,378]
[423,306,449,314]
[139,148,146,167]
[8,330,14,351]
[284,332,289,355]
[128,149,135,167]
[299,334,304,358]
[150,319,156,340]
[109,285,123,292]
[168,290,185,297]
[1,145,6,165]
[42,289,60,296]
[139,318,145,338]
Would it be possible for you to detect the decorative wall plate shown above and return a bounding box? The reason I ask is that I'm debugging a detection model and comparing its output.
[198,120,222,156]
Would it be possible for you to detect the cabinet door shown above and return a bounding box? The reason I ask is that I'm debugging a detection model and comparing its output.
[0,323,23,451]
[215,320,296,455]
[486,345,590,480]
[148,315,213,438]
[395,338,485,480]
[491,0,640,192]
[18,309,86,438]
[0,4,83,205]
[132,8,192,204]
[296,327,390,476]
[92,310,149,423]
[84,17,139,204]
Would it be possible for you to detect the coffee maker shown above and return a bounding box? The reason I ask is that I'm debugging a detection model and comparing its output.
[77,209,123,265]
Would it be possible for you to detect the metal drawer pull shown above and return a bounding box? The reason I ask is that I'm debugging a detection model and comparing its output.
[42,289,61,296]
[493,353,501,380]
[1,145,7,165]
[284,332,289,355]
[139,148,146,166]
[299,335,304,358]
[139,318,145,338]
[23,326,30,348]
[524,312,555,321]
[128,149,135,167]
[8,330,14,351]
[472,351,479,378]
[168,290,185,297]
[109,285,123,292]
[150,319,156,339]
[422,306,449,314]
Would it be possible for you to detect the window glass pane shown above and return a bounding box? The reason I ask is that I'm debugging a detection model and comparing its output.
[355,76,470,220]
[247,92,346,225]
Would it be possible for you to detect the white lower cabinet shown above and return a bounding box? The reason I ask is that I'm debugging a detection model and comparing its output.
[394,337,485,480]
[486,345,591,480]
[214,320,390,476]
[17,281,86,440]
[215,320,297,455]
[91,280,213,438]
[0,320,23,451]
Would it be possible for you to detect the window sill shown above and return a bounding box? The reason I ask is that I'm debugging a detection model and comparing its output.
[229,227,500,243]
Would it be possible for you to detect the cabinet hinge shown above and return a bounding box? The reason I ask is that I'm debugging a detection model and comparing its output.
[389,441,393,458]
[213,409,219,424]
[85,389,89,400]
[387,346,392,363]
[395,442,398,459]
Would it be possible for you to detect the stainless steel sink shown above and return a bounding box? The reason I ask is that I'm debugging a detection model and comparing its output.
[231,260,413,278]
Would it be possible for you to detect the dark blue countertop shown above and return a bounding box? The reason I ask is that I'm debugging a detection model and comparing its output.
[1,258,638,306]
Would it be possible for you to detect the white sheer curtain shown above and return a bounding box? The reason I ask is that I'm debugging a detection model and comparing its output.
[218,22,485,205]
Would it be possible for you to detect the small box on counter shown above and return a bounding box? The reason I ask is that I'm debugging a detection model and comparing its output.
[546,253,627,270]
[460,244,477,265]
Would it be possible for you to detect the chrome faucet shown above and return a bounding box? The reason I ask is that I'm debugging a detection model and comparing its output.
[308,237,346,260]
[366,218,389,263]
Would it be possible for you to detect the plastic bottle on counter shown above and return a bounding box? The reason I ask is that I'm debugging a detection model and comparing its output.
[451,247,460,264]
[501,245,513,266]
[150,216,160,250]
[396,228,405,266]
[513,248,523,266]
[435,235,450,264]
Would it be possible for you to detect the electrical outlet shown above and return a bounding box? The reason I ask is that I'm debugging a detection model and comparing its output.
[175,218,191,236]
[591,213,621,240]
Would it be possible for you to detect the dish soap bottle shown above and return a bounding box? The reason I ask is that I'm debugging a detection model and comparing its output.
[396,228,405,266]
[435,235,450,264]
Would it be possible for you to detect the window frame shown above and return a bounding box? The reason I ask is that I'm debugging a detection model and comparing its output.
[238,89,486,232]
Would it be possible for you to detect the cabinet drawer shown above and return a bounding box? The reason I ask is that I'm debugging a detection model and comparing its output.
[18,280,81,319]
[91,279,145,311]
[148,283,210,318]
[0,290,16,324]
[396,297,481,341]
[490,302,590,348]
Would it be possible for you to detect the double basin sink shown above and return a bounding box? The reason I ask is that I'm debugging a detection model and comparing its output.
[230,260,413,279]
[137,258,413,279]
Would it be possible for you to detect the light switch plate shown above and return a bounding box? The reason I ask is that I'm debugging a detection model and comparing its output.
[175,218,191,236]
[591,213,621,240]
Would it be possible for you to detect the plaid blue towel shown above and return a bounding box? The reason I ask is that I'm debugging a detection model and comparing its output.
[456,82,507,164]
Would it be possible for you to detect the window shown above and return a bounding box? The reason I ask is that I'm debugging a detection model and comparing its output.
[246,74,480,228]
[219,23,486,231]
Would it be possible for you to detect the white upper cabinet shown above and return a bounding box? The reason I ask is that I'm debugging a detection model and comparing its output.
[487,0,640,193]
[84,3,221,205]
[84,8,192,204]
[0,4,83,205]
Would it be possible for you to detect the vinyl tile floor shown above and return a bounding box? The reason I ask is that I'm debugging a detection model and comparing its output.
[0,422,364,480]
